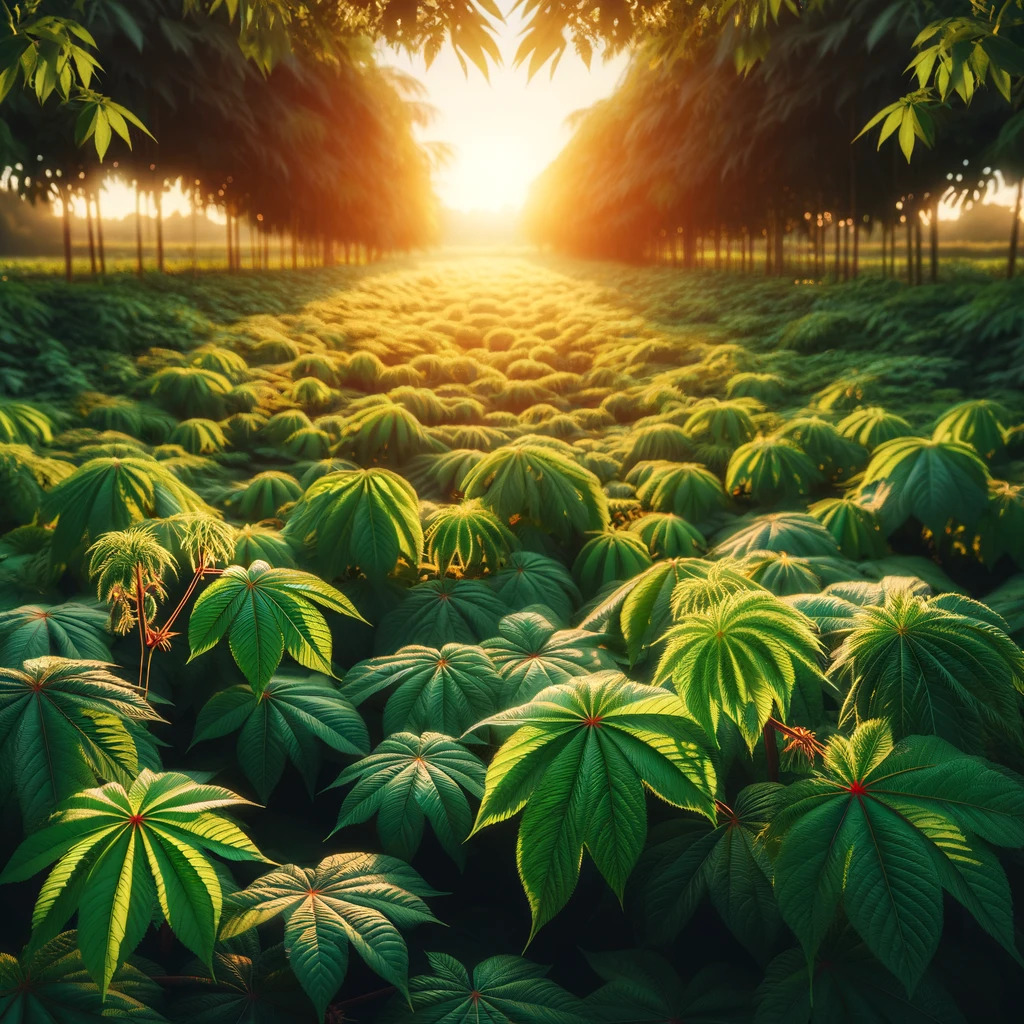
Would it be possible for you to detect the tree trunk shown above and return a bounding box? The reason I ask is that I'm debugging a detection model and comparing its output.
[191,187,198,276]
[94,191,106,274]
[914,215,923,285]
[1009,178,1022,279]
[929,204,939,283]
[834,218,841,279]
[135,184,144,277]
[714,224,721,270]
[774,219,784,276]
[61,190,73,282]
[906,216,914,284]
[226,211,234,271]
[843,220,850,281]
[154,188,165,273]
[85,192,97,274]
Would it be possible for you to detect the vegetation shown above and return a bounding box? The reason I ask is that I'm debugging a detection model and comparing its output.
[1,251,1024,1022]
[525,1,1024,277]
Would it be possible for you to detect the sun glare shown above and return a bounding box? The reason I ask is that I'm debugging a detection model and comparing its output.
[383,17,627,215]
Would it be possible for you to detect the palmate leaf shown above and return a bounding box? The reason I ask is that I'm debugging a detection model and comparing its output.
[832,589,1024,747]
[808,496,887,560]
[379,952,587,1024]
[585,950,751,1024]
[631,461,729,525]
[374,578,507,654]
[469,672,717,941]
[836,406,913,450]
[0,770,267,998]
[628,512,706,559]
[572,530,653,596]
[191,674,369,802]
[725,438,821,506]
[328,732,485,866]
[218,853,439,1022]
[423,499,519,574]
[932,399,1009,461]
[756,932,967,1024]
[188,560,364,692]
[0,400,53,444]
[0,656,163,831]
[711,512,841,559]
[231,471,304,522]
[283,468,422,578]
[631,784,784,958]
[488,550,581,621]
[767,720,1024,993]
[738,551,855,598]
[343,643,504,736]
[0,930,165,1024]
[41,456,210,564]
[335,402,443,464]
[0,601,111,666]
[483,609,619,704]
[860,436,990,533]
[579,558,710,665]
[655,590,827,749]
[463,442,609,540]
[234,524,297,569]
[171,941,307,1024]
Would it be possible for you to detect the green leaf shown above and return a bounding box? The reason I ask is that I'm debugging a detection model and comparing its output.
[188,561,362,691]
[219,853,438,1022]
[0,657,163,831]
[860,436,990,534]
[656,590,826,749]
[469,672,717,940]
[463,441,608,540]
[380,952,588,1023]
[283,468,422,578]
[0,929,165,1023]
[767,721,1024,991]
[833,588,1024,747]
[41,456,208,565]
[483,608,618,704]
[193,674,369,801]
[342,642,503,736]
[0,602,111,665]
[0,770,266,998]
[632,784,783,957]
[329,732,485,866]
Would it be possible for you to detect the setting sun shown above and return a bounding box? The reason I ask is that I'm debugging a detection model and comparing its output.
[383,15,626,214]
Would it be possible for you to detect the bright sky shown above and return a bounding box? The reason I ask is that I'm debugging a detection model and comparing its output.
[380,15,628,213]
[56,15,627,221]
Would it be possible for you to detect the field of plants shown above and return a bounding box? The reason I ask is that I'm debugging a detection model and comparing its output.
[0,253,1023,1022]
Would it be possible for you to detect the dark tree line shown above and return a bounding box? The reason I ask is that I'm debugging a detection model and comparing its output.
[524,0,1024,280]
[0,1,440,278]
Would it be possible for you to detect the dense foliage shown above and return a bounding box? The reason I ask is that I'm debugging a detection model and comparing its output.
[1,254,1023,1021]
[525,0,1022,273]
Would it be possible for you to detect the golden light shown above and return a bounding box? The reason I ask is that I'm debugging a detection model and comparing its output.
[383,14,627,214]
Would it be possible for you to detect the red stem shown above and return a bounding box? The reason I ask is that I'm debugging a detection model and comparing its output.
[134,563,148,689]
